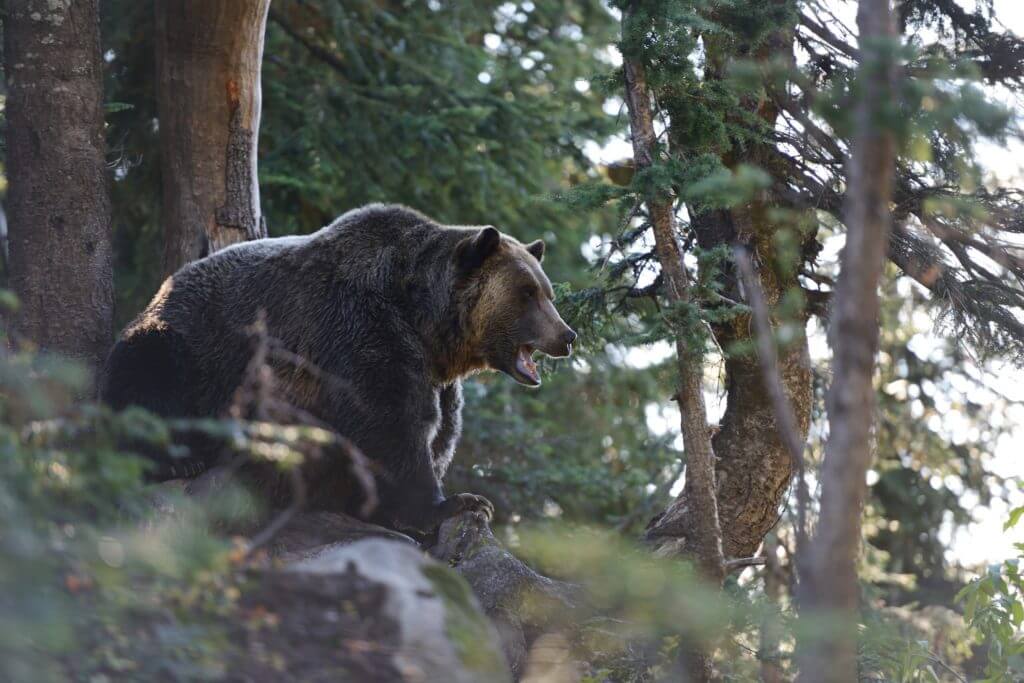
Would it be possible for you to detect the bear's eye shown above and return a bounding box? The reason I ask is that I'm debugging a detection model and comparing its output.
[519,286,535,302]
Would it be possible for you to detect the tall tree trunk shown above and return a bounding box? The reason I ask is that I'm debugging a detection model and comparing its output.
[797,1,898,680]
[155,0,270,275]
[622,19,725,682]
[4,0,113,376]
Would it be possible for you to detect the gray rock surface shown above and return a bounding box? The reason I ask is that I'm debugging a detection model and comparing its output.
[147,472,572,681]
[272,538,510,682]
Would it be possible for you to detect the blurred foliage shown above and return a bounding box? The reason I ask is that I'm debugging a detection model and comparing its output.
[0,296,238,681]
[867,273,1011,606]
[519,524,737,681]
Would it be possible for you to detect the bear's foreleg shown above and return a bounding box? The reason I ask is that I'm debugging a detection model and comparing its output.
[430,382,463,480]
[372,436,493,534]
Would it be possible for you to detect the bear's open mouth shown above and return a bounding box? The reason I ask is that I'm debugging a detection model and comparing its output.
[514,345,541,386]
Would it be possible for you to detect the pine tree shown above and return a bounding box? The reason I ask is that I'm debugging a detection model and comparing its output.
[4,0,113,375]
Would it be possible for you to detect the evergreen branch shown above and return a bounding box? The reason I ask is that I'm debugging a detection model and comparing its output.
[799,12,859,60]
[269,8,349,76]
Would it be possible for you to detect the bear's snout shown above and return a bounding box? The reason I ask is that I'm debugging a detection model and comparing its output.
[557,327,577,357]
[528,297,576,360]
[536,322,576,359]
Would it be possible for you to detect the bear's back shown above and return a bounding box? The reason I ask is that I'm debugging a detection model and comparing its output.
[105,205,454,419]
[156,234,311,331]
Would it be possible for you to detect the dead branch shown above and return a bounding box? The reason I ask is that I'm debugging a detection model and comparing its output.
[227,311,378,553]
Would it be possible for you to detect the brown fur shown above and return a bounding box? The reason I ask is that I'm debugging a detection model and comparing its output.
[439,239,560,383]
[101,204,574,532]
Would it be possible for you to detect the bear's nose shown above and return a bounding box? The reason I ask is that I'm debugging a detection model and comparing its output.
[563,328,578,347]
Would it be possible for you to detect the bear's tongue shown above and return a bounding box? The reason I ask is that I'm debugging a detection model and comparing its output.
[515,346,540,385]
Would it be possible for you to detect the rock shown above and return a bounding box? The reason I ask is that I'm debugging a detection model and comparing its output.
[430,511,578,678]
[145,472,575,680]
[267,511,417,562]
[233,538,510,682]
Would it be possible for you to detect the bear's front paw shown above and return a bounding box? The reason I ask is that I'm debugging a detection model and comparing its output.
[439,493,495,521]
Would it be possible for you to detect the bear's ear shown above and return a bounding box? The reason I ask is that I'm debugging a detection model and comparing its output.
[457,226,501,272]
[526,239,545,262]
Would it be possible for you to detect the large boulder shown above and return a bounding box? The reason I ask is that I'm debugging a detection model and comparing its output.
[146,470,573,681]
[232,539,510,682]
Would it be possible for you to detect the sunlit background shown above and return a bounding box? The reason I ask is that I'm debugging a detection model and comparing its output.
[577,0,1024,569]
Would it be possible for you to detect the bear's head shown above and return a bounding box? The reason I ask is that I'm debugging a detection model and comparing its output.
[455,227,577,387]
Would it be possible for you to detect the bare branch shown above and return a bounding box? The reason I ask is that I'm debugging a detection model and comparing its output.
[799,12,859,60]
[724,556,768,570]
[227,311,379,555]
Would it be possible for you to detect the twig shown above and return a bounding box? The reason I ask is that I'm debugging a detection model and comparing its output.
[799,11,859,59]
[227,310,378,557]
[268,8,348,74]
[725,556,768,570]
[928,652,968,683]
[245,464,307,556]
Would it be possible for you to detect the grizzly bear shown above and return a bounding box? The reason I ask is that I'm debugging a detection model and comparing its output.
[101,204,576,533]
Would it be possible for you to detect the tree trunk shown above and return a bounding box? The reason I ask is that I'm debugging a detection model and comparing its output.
[3,0,113,375]
[706,259,812,560]
[622,22,725,682]
[650,8,813,563]
[155,0,270,275]
[759,534,785,683]
[797,1,898,680]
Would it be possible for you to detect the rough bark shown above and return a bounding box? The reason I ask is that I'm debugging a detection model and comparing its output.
[622,21,726,681]
[709,304,812,560]
[733,248,812,556]
[3,0,113,374]
[155,0,270,274]
[797,1,898,680]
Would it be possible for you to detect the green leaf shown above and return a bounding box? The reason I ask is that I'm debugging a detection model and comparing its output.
[955,582,977,604]
[965,591,979,622]
[1005,506,1024,531]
